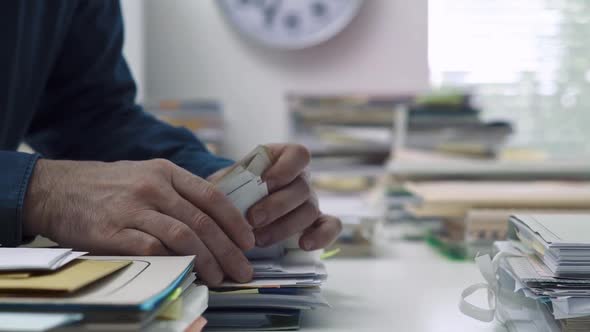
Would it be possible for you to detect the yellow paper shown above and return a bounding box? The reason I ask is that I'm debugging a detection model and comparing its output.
[0,259,130,293]
[157,287,184,320]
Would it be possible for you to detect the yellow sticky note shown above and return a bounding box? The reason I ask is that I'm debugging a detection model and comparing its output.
[321,248,341,260]
[157,288,184,321]
[157,298,183,320]
[0,260,130,293]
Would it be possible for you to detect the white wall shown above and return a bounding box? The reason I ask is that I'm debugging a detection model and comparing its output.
[144,0,429,157]
[121,0,145,101]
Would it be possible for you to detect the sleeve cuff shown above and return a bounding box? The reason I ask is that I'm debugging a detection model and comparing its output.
[181,151,234,179]
[0,151,40,247]
[170,148,234,179]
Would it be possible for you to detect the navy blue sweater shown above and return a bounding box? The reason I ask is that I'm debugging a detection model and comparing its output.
[0,1,232,246]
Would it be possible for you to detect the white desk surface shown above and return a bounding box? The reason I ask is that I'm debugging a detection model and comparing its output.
[301,242,507,332]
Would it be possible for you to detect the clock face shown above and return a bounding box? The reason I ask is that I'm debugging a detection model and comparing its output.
[218,0,364,49]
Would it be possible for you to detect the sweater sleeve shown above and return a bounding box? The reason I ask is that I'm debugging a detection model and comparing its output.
[25,0,233,178]
[0,151,39,247]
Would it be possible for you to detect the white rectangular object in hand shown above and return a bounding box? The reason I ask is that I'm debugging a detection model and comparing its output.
[214,146,300,259]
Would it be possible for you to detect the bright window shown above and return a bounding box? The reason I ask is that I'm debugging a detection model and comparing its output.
[429,0,590,155]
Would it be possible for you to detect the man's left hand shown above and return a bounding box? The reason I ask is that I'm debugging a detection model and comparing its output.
[210,143,342,251]
[251,144,341,250]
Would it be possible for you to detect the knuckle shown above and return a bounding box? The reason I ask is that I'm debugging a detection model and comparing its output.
[168,223,193,243]
[297,178,312,197]
[292,144,311,165]
[141,237,163,256]
[219,244,240,262]
[150,158,174,170]
[199,253,217,271]
[305,200,320,219]
[131,178,159,197]
[202,183,224,203]
[262,197,285,217]
[191,213,215,235]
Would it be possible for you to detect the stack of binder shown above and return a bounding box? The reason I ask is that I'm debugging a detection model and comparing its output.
[204,252,329,330]
[462,213,590,331]
[0,249,207,331]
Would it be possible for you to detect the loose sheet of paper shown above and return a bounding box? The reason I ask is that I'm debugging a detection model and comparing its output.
[0,248,86,271]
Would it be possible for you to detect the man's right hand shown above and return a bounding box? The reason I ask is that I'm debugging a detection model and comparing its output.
[22,159,255,286]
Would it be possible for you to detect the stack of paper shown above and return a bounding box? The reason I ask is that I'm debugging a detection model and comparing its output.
[463,209,590,258]
[387,157,590,181]
[461,214,590,332]
[205,252,329,330]
[389,176,590,259]
[209,146,331,330]
[0,250,207,332]
[510,214,590,277]
[288,92,513,164]
[384,150,590,241]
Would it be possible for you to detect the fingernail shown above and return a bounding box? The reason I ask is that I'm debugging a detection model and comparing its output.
[252,209,267,227]
[302,239,314,251]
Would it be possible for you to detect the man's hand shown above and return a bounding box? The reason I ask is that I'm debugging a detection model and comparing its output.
[23,159,255,285]
[211,144,342,251]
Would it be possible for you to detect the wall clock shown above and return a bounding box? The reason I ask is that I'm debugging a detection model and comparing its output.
[218,0,365,49]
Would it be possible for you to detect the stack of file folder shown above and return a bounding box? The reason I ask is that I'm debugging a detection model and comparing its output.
[204,252,329,330]
[462,213,590,331]
[0,248,208,331]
